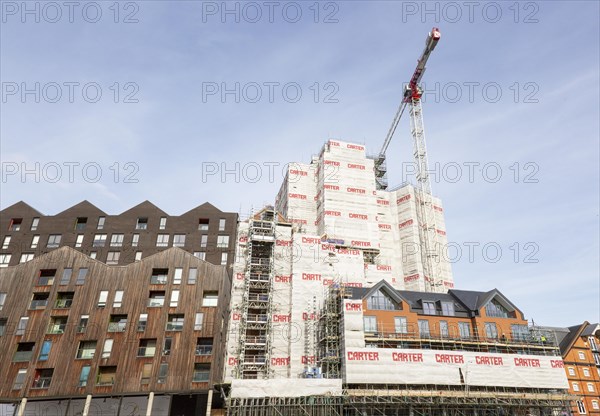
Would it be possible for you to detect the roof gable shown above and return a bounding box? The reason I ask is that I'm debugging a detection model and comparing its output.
[119,201,167,216]
[0,201,43,216]
[55,200,106,216]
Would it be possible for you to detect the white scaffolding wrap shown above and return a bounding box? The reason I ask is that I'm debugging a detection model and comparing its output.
[231,379,343,398]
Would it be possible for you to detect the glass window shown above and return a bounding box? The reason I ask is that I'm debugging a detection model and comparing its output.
[47,316,67,334]
[202,291,218,307]
[31,217,39,230]
[97,366,116,385]
[157,363,168,384]
[217,235,229,248]
[141,363,152,385]
[93,234,107,247]
[98,290,109,307]
[567,367,575,376]
[159,217,167,230]
[55,292,74,309]
[2,236,10,249]
[485,299,511,318]
[9,218,22,230]
[0,254,11,267]
[30,293,49,309]
[441,302,454,316]
[194,313,204,330]
[78,365,91,387]
[485,322,498,339]
[0,292,7,310]
[576,401,586,414]
[101,339,113,358]
[511,324,529,341]
[148,291,165,307]
[75,217,87,230]
[418,320,430,337]
[97,216,105,229]
[166,314,184,331]
[76,268,88,285]
[193,363,211,382]
[196,338,213,355]
[572,382,580,392]
[0,318,7,336]
[135,251,143,261]
[20,253,35,263]
[132,233,140,246]
[592,401,599,410]
[151,268,169,284]
[173,234,186,247]
[163,337,172,355]
[194,252,206,260]
[583,368,590,377]
[201,235,208,248]
[458,322,471,338]
[136,218,148,230]
[60,268,72,285]
[579,351,586,360]
[422,301,436,315]
[363,316,377,333]
[76,341,97,359]
[170,290,180,307]
[188,268,198,284]
[13,369,27,390]
[77,315,89,333]
[221,252,228,265]
[16,317,29,335]
[173,268,183,284]
[587,383,595,392]
[47,234,61,248]
[75,234,84,247]
[32,368,54,389]
[108,315,127,332]
[37,269,56,286]
[31,235,40,249]
[198,218,209,231]
[13,342,35,362]
[137,314,148,331]
[394,316,407,333]
[39,340,52,361]
[110,234,124,247]
[137,339,156,357]
[219,218,226,231]
[156,234,169,247]
[114,290,124,307]
[367,289,398,310]
[107,251,120,265]
[439,320,449,337]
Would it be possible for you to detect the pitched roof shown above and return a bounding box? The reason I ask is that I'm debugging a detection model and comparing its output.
[55,200,106,216]
[558,322,589,355]
[118,201,167,216]
[0,201,43,216]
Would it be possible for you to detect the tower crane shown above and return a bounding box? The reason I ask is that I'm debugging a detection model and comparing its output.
[374,27,442,292]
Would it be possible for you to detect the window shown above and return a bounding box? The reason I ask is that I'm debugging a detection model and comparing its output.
[78,365,91,387]
[20,253,34,263]
[137,314,148,331]
[217,235,229,248]
[31,235,40,249]
[137,339,157,357]
[587,382,595,392]
[31,217,39,230]
[459,322,471,338]
[75,234,84,247]
[201,235,208,248]
[110,234,124,247]
[30,293,49,309]
[135,251,142,261]
[363,316,377,333]
[75,217,87,230]
[101,339,113,358]
[485,299,511,318]
[0,292,6,310]
[9,218,22,231]
[576,401,586,414]
[93,234,107,247]
[485,322,498,339]
[589,337,598,351]
[418,320,430,337]
[38,340,52,361]
[114,290,124,307]
[98,290,109,307]
[14,342,35,362]
[170,290,180,307]
[107,251,120,265]
[16,316,29,335]
[367,289,398,310]
[97,366,116,385]
[47,234,61,248]
[55,292,74,308]
[60,268,72,285]
[441,302,455,316]
[0,254,11,267]
[136,217,148,230]
[221,252,228,265]
[196,338,213,355]
[583,368,590,377]
[156,234,169,247]
[0,318,6,336]
[592,401,599,410]
[37,269,57,285]
[579,351,586,360]
[108,315,127,332]
[202,291,218,307]
[422,301,436,315]
[148,291,166,307]
[219,218,226,231]
[194,312,204,330]
[76,268,88,285]
[188,268,198,284]
[90,252,97,258]
[193,363,211,382]
[568,367,576,376]
[2,235,10,249]
[141,363,152,385]
[77,315,89,333]
[95,216,105,230]
[194,252,206,260]
[32,368,53,389]
[166,314,184,331]
[199,218,209,230]
[76,341,97,359]
[173,234,186,247]
[572,382,580,392]
[163,337,172,355]
[173,268,183,284]
[157,363,168,384]
[439,320,449,337]
[511,324,529,341]
[151,268,169,284]
[48,316,68,334]
[159,217,167,230]
[13,369,27,390]
[394,317,407,333]
[132,234,140,247]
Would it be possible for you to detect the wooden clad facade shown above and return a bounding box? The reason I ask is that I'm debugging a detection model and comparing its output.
[0,246,231,402]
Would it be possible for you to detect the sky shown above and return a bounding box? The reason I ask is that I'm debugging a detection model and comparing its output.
[1,1,598,327]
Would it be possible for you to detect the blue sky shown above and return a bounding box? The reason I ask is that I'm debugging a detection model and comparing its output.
[1,1,598,327]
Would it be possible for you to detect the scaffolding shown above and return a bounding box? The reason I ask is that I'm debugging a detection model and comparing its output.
[317,284,346,379]
[236,209,277,379]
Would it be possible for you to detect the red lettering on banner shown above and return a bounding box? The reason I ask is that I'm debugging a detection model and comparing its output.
[321,244,336,251]
[379,223,392,230]
[236,273,245,280]
[337,249,361,255]
[344,282,363,287]
[351,240,371,247]
[289,169,308,176]
[349,213,368,220]
[271,357,290,366]
[376,265,392,271]
[345,302,362,312]
[291,219,307,224]
[550,360,564,368]
[347,351,379,361]
[232,313,241,321]
[302,355,317,364]
[347,187,366,194]
[302,273,322,281]
[399,219,414,228]
[273,314,291,323]
[276,240,292,246]
[404,274,419,282]
[444,281,454,288]
[329,140,340,147]
[347,144,364,151]
[324,184,340,191]
[397,195,411,204]
[239,236,248,243]
[434,205,443,212]
[514,358,541,367]
[436,229,446,235]
[288,193,307,200]
[228,357,238,366]
[325,210,342,217]
[377,199,390,205]
[475,356,504,366]
[302,237,321,244]
[324,160,340,166]
[275,275,292,283]
[392,352,424,363]
[435,354,465,364]
[347,163,366,170]
[302,312,319,321]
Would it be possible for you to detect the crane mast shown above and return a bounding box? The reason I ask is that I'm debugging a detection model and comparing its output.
[374,27,442,292]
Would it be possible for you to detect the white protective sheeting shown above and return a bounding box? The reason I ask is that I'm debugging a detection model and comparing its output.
[231,378,343,398]
[344,348,569,389]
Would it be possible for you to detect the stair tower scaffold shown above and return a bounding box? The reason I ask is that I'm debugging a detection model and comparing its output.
[235,208,277,379]
[317,283,345,379]
[374,27,443,292]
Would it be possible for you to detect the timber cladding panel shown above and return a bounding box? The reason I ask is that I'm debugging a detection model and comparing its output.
[0,245,231,400]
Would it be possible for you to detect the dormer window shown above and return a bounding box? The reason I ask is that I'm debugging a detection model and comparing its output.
[422,301,436,315]
[485,298,513,318]
[367,289,399,310]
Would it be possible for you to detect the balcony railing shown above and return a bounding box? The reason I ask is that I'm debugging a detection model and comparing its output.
[196,345,213,355]
[47,324,66,334]
[246,336,267,345]
[192,372,210,382]
[137,347,156,357]
[96,376,115,386]
[32,377,52,389]
[148,299,165,307]
[55,299,73,309]
[108,323,127,332]
[247,314,268,323]
[242,356,266,364]
[13,351,33,362]
[30,300,48,309]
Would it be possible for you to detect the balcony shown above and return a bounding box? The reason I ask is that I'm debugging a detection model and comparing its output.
[29,299,48,310]
[32,377,52,389]
[47,323,66,334]
[242,356,266,365]
[247,314,268,323]
[13,351,33,362]
[196,345,213,356]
